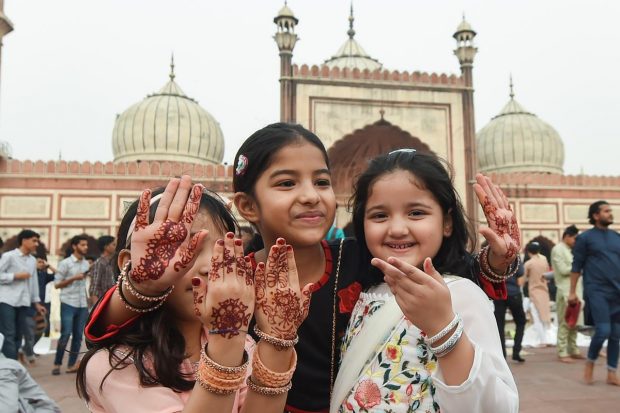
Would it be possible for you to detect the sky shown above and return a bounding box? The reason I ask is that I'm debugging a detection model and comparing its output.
[0,0,619,176]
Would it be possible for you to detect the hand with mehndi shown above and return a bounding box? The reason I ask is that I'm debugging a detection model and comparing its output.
[254,238,313,340]
[129,175,208,294]
[474,173,521,270]
[191,232,254,339]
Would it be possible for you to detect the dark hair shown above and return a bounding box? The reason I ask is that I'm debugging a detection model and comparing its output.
[77,187,237,401]
[588,200,608,225]
[232,122,329,196]
[350,151,475,286]
[526,241,541,254]
[17,229,40,246]
[97,235,116,252]
[71,234,89,247]
[562,225,579,238]
[239,226,254,236]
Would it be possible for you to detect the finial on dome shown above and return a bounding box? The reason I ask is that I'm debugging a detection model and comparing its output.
[347,2,356,39]
[169,54,175,82]
[379,108,385,120]
[509,74,515,99]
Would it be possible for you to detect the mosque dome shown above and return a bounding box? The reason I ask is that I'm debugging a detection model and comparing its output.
[112,60,224,165]
[476,80,564,174]
[323,5,382,71]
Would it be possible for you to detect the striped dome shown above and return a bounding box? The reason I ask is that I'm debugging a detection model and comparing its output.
[477,94,564,174]
[112,71,224,165]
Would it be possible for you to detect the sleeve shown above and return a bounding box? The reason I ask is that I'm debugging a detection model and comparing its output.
[551,247,572,278]
[16,364,60,412]
[85,351,185,413]
[29,266,40,304]
[0,254,15,284]
[54,261,67,286]
[431,279,519,413]
[84,286,140,343]
[0,364,20,413]
[571,234,587,274]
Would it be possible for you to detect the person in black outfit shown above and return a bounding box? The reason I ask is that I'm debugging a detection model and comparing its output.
[494,260,526,362]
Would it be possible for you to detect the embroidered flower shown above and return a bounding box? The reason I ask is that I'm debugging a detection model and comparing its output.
[353,379,381,409]
[385,343,402,363]
[338,282,362,314]
[235,154,249,176]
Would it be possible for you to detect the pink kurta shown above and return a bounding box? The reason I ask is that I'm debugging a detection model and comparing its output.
[85,332,254,413]
[524,254,551,323]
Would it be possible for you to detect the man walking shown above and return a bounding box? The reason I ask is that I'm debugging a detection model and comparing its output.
[0,230,47,360]
[552,225,584,362]
[494,260,527,362]
[88,235,116,305]
[52,235,89,375]
[569,201,620,385]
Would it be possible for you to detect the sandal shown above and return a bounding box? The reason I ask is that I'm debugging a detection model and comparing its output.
[66,365,79,374]
[51,367,61,375]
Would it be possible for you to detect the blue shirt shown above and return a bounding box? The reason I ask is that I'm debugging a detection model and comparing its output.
[0,249,40,307]
[506,260,524,297]
[55,255,90,308]
[571,227,620,294]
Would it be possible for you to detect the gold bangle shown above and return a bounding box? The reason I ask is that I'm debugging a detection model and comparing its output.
[116,277,163,313]
[246,375,292,396]
[253,325,298,348]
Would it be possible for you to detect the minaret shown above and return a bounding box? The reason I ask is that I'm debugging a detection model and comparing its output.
[453,15,479,222]
[273,2,299,123]
[0,0,14,114]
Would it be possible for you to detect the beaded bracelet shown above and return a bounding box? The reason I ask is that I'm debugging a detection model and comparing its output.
[252,346,297,388]
[208,328,248,336]
[116,276,164,313]
[195,345,249,395]
[423,313,461,346]
[253,325,299,348]
[201,344,249,375]
[429,319,464,358]
[246,375,292,396]
[120,262,174,302]
[479,246,521,283]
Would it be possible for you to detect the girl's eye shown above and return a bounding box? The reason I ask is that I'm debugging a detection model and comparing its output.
[369,212,387,220]
[316,178,331,187]
[276,180,295,188]
[409,210,424,217]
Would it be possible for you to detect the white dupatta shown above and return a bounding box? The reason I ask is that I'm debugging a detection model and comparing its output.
[330,277,459,413]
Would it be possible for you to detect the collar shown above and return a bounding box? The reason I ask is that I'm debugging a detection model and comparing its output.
[71,254,84,263]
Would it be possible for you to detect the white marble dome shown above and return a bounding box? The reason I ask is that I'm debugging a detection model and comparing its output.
[112,68,224,165]
[477,89,564,174]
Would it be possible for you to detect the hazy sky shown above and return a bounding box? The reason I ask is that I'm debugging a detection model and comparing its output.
[1,0,618,175]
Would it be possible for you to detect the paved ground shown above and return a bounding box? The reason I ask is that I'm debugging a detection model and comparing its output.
[24,345,620,412]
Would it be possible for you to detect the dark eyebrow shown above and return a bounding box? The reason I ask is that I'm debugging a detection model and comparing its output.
[366,201,431,214]
[269,168,331,179]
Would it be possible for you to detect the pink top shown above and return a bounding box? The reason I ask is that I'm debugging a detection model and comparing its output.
[85,332,255,413]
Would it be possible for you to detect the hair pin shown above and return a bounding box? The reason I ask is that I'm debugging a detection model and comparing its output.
[388,148,417,156]
[235,154,249,176]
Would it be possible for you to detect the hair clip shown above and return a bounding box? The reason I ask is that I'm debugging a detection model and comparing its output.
[388,148,417,156]
[236,154,249,176]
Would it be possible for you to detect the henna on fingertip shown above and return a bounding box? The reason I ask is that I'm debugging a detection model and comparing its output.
[135,190,151,231]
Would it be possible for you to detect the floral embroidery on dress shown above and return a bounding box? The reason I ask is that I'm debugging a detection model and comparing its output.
[338,287,441,413]
[338,282,363,314]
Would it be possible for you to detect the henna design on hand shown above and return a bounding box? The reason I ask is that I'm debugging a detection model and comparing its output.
[261,289,303,339]
[210,298,251,339]
[132,219,188,283]
[209,256,223,282]
[223,247,235,274]
[181,185,202,224]
[135,190,151,231]
[173,232,201,272]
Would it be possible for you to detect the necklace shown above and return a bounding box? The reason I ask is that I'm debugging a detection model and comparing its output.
[329,239,344,398]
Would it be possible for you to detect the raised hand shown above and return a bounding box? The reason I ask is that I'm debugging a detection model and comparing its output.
[192,232,254,339]
[373,256,454,337]
[473,173,521,269]
[254,238,313,340]
[129,175,208,294]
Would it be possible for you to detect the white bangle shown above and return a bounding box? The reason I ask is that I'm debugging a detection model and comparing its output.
[429,319,464,358]
[424,313,460,346]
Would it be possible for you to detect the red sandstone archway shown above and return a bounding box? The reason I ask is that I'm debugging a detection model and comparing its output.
[328,117,432,195]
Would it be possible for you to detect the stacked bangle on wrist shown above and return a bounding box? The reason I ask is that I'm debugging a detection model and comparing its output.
[116,262,173,313]
[428,319,464,358]
[479,246,521,284]
[195,344,249,395]
[253,325,298,348]
[423,313,461,346]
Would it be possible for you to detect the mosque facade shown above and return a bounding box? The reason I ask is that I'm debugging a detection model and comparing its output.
[1,2,619,257]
